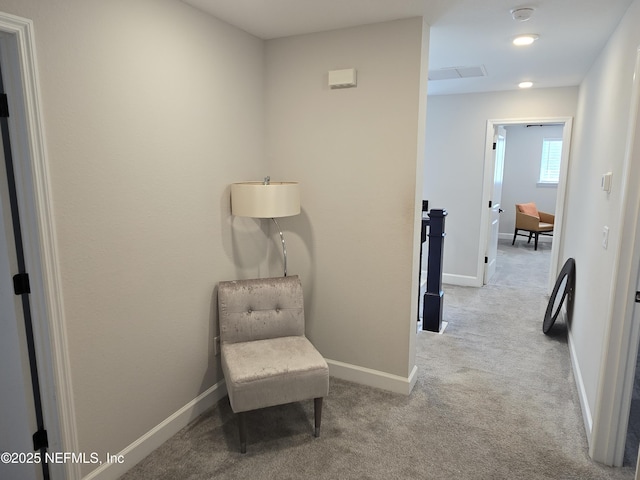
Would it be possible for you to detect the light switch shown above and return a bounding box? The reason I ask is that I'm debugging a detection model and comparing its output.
[602,226,609,249]
[601,172,612,192]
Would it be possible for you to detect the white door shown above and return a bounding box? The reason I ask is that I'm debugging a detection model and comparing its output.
[484,126,506,284]
[0,136,41,480]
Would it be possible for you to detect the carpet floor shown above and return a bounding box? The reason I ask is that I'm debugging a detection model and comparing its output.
[120,239,635,479]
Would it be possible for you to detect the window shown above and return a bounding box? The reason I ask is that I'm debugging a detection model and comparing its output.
[539,138,562,185]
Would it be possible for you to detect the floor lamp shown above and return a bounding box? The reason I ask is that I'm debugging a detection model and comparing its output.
[231,177,300,277]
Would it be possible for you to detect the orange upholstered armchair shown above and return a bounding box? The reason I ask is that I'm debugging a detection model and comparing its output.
[512,202,554,251]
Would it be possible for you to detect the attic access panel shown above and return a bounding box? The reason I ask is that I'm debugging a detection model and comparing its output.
[428,65,487,81]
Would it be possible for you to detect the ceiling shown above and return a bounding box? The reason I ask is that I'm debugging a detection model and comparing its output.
[181,0,633,95]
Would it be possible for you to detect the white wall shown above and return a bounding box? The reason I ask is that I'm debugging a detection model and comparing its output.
[0,0,265,476]
[561,0,640,448]
[500,124,563,236]
[265,18,429,383]
[424,87,578,284]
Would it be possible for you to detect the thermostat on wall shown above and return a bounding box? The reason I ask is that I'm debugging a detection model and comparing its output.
[329,68,357,89]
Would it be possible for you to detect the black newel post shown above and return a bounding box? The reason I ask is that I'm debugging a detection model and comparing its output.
[423,209,447,332]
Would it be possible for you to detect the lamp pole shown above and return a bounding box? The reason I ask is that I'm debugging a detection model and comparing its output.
[271,217,288,277]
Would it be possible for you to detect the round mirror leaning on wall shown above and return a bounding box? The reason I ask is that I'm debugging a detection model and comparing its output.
[543,258,576,334]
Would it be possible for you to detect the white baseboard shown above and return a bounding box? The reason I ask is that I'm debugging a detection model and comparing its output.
[326,358,418,395]
[82,379,228,480]
[442,273,481,287]
[567,319,593,444]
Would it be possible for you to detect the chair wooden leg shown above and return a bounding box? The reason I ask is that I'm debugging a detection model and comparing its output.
[534,232,539,251]
[238,412,247,454]
[527,232,533,244]
[314,397,323,438]
[512,229,518,245]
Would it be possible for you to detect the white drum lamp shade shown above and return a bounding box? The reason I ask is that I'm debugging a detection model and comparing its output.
[230,180,300,277]
[231,182,300,218]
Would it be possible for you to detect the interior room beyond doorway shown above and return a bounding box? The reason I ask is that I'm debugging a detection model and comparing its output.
[481,118,571,291]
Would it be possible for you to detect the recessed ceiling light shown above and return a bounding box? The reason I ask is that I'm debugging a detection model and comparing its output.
[513,34,539,46]
[519,81,534,89]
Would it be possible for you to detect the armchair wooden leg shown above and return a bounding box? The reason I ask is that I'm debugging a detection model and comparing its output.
[527,232,533,244]
[534,232,539,251]
[512,229,518,245]
[238,412,247,454]
[314,397,323,438]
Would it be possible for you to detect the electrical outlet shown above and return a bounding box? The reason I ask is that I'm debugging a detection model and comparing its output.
[213,336,220,356]
[602,226,609,249]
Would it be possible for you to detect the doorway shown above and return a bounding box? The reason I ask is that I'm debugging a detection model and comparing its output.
[0,12,78,480]
[0,55,49,479]
[480,117,573,291]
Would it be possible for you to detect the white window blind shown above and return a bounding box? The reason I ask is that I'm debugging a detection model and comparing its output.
[539,138,562,184]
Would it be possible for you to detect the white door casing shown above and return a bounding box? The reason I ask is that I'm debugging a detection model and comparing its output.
[0,12,79,480]
[479,117,572,291]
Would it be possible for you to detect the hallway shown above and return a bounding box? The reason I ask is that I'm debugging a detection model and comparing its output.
[417,238,635,479]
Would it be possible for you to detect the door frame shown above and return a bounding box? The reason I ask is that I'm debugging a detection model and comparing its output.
[0,12,79,479]
[589,46,640,467]
[478,116,573,290]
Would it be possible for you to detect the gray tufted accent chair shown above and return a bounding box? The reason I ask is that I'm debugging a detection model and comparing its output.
[218,275,329,453]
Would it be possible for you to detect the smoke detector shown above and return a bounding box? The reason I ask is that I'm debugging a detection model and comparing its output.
[511,7,535,22]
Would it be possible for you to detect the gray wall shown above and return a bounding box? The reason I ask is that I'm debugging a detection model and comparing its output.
[265,18,429,380]
[0,0,265,475]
